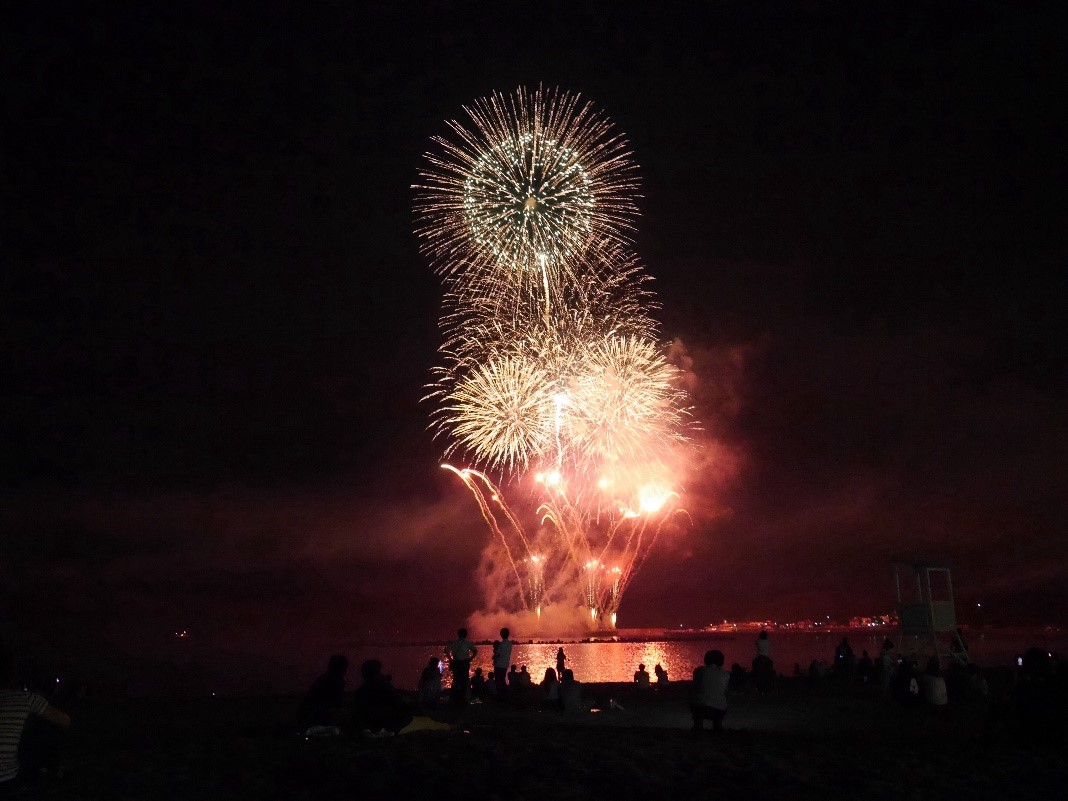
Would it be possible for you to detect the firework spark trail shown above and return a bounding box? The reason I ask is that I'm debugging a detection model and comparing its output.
[521,553,547,612]
[417,86,695,629]
[435,242,657,341]
[466,468,535,558]
[441,465,529,609]
[537,489,682,620]
[537,497,588,583]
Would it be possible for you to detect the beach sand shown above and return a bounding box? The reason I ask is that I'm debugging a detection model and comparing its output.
[30,679,1066,800]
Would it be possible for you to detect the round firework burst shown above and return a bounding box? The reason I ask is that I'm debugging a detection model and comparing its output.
[436,353,555,472]
[430,318,580,475]
[564,335,690,474]
[414,86,640,312]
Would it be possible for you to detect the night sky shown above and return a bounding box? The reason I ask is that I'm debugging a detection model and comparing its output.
[2,1,1066,674]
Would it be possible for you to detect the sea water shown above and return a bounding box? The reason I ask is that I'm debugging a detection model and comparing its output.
[339,628,1066,690]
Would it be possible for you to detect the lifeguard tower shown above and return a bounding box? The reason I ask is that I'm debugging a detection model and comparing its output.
[893,560,969,665]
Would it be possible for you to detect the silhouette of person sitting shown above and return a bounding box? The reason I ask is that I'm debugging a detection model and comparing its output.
[418,657,442,709]
[878,639,896,693]
[922,656,948,710]
[691,649,728,732]
[891,657,921,706]
[858,650,875,683]
[541,668,560,705]
[0,646,71,788]
[834,637,855,676]
[559,669,587,712]
[507,664,520,687]
[299,654,348,728]
[634,663,651,689]
[654,663,669,687]
[352,659,411,734]
[470,667,488,701]
[1014,647,1062,741]
[730,662,748,689]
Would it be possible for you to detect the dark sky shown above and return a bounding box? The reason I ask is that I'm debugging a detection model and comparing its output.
[2,1,1066,673]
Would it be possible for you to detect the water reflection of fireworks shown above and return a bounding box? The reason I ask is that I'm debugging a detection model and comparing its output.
[417,87,694,629]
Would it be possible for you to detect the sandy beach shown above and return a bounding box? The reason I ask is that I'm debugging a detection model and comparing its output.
[27,677,1066,800]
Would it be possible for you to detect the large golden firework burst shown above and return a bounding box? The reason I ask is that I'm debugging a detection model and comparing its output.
[414,86,640,315]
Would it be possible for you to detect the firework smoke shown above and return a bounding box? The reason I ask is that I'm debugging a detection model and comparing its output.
[415,86,693,631]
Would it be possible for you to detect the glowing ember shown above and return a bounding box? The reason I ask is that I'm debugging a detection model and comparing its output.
[638,484,675,514]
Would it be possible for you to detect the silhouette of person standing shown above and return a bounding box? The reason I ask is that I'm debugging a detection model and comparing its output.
[752,630,774,692]
[493,627,514,699]
[834,637,855,676]
[556,647,567,678]
[446,628,477,706]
